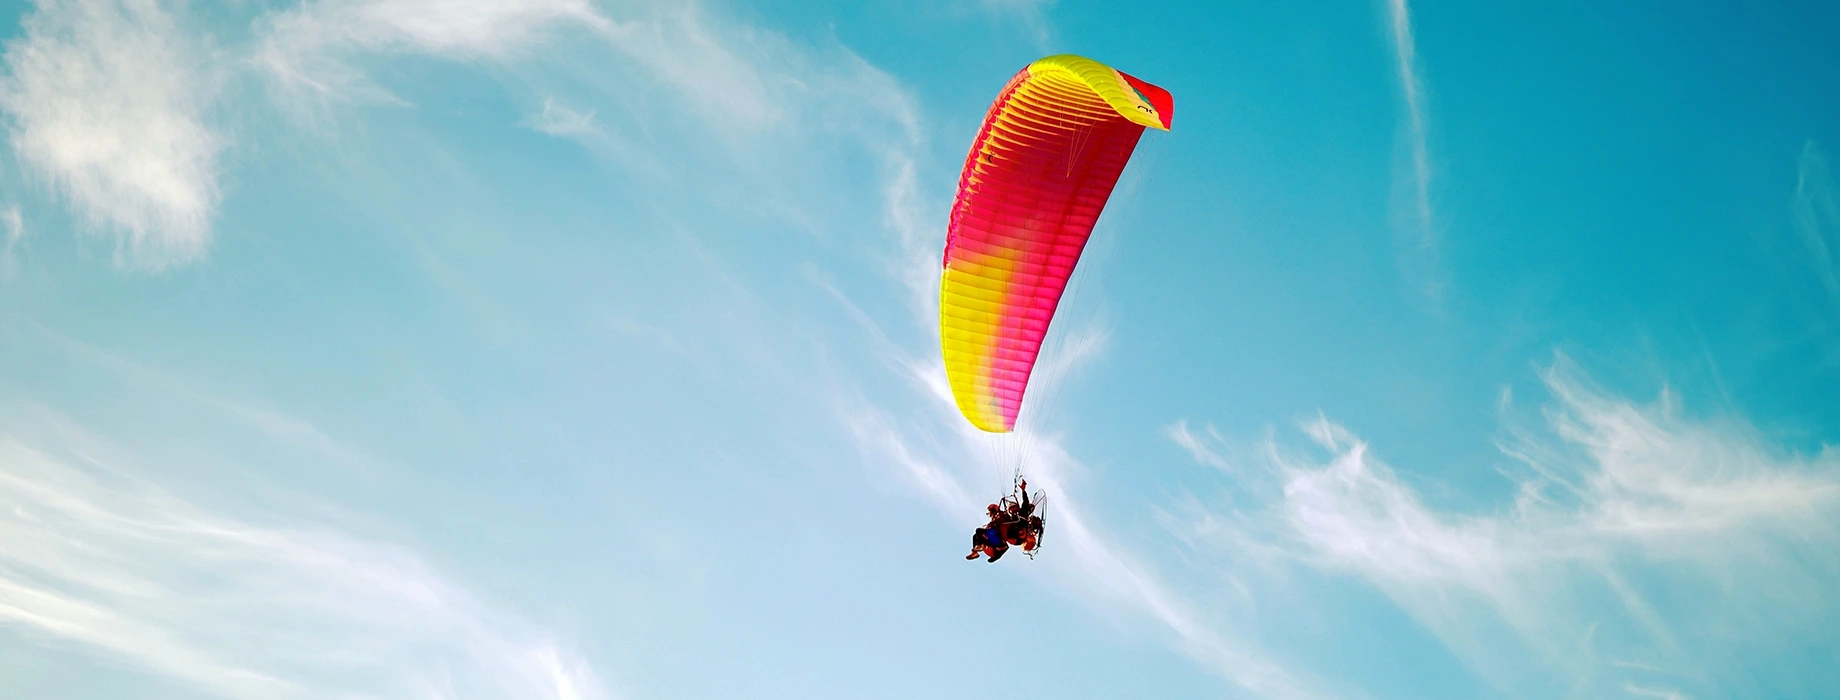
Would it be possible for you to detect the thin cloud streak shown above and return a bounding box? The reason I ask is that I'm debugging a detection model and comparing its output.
[1622,683,1689,700]
[1169,356,1840,696]
[884,149,944,337]
[256,0,924,222]
[0,406,610,700]
[1386,0,1431,235]
[1793,140,1840,319]
[1382,0,1442,299]
[255,0,852,141]
[1,204,23,275]
[11,318,373,475]
[256,0,609,117]
[1387,0,1430,224]
[524,97,599,137]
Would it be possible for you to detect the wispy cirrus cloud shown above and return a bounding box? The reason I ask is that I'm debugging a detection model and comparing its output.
[1793,140,1840,319]
[1,204,23,275]
[255,0,609,119]
[524,96,598,138]
[257,0,920,220]
[1168,355,1840,697]
[1381,0,1442,299]
[254,0,905,140]
[1385,0,1432,231]
[1622,683,1689,700]
[8,318,375,478]
[0,406,610,700]
[0,0,222,269]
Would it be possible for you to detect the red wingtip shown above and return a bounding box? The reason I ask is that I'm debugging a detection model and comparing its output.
[1118,71,1174,130]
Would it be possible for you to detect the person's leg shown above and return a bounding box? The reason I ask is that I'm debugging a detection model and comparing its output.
[969,528,994,559]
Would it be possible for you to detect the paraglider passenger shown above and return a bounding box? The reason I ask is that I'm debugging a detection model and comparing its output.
[966,503,1013,562]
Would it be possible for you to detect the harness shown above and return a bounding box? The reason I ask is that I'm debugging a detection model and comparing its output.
[982,527,1006,548]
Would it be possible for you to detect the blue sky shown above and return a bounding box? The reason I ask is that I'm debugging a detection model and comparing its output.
[2,0,1839,698]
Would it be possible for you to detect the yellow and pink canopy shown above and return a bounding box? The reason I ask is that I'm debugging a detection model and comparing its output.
[940,54,1175,433]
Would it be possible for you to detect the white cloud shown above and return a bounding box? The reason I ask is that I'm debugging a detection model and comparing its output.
[1170,356,1840,696]
[0,406,611,700]
[0,0,222,269]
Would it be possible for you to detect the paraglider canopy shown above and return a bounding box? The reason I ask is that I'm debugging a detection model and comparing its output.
[939,54,1175,433]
